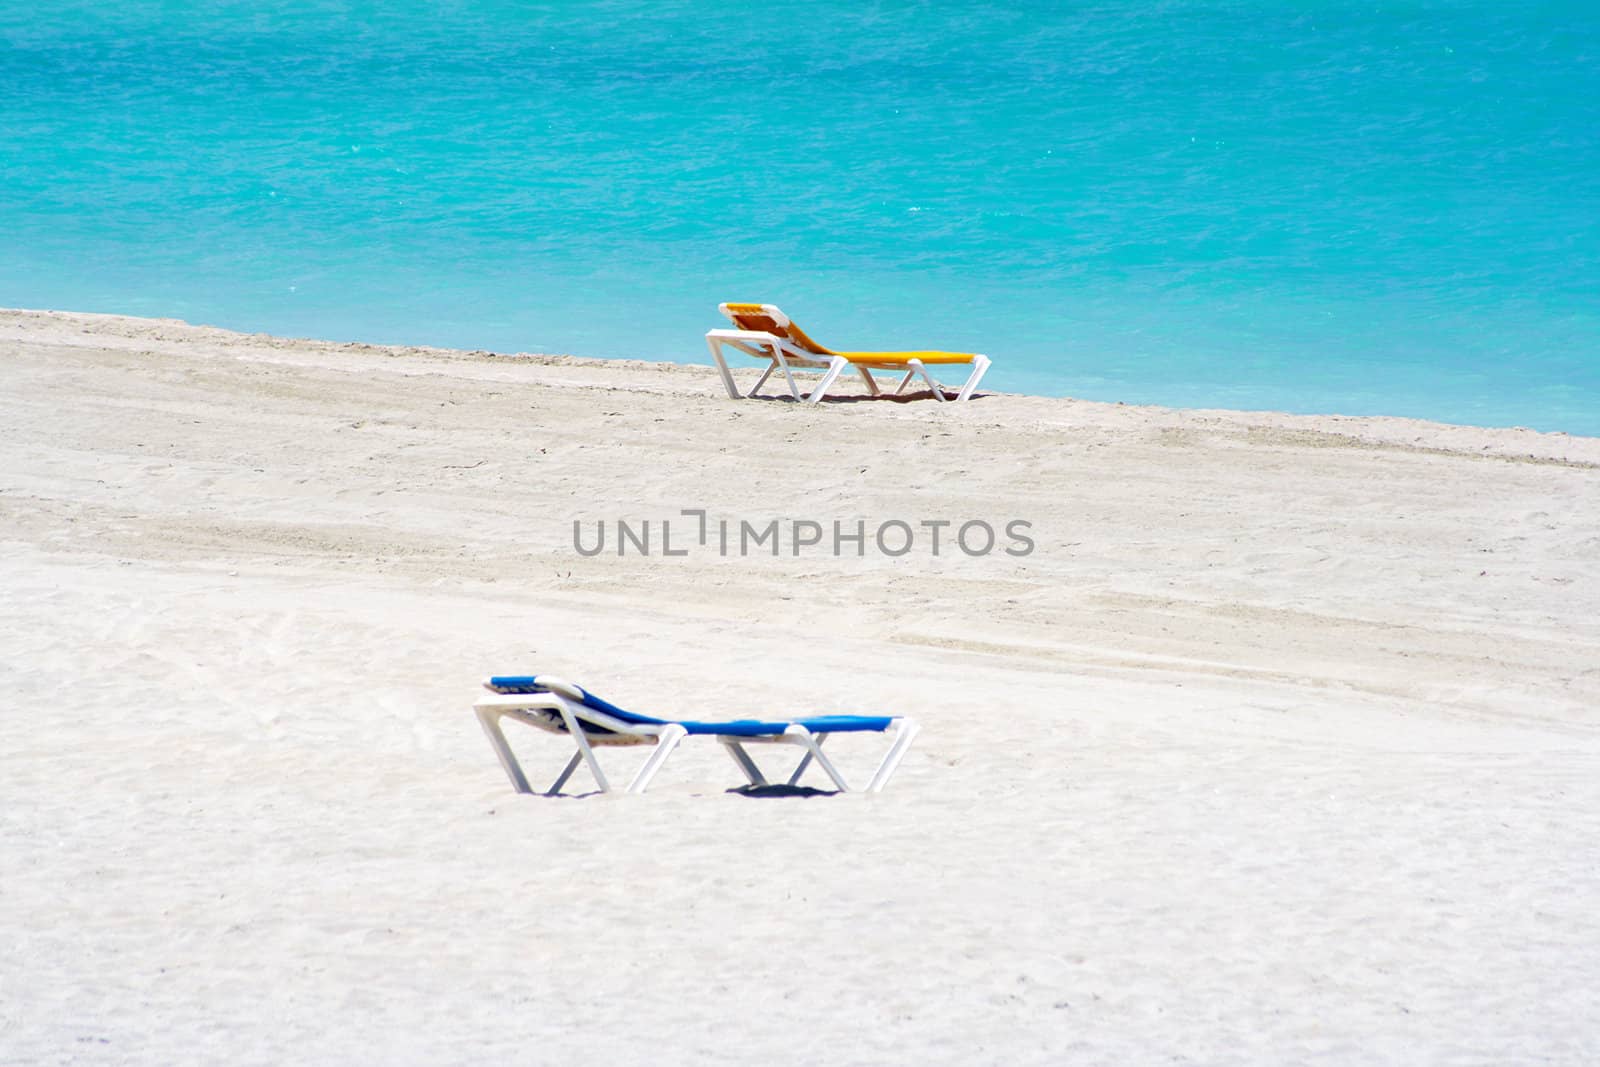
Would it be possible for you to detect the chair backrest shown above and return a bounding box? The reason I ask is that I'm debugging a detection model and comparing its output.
[487,674,667,730]
[719,302,835,356]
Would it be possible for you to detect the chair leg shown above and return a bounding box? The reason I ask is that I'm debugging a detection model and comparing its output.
[894,370,917,395]
[955,354,991,402]
[786,732,827,786]
[547,750,584,795]
[783,725,851,791]
[856,365,881,396]
[772,348,807,401]
[909,359,947,403]
[722,740,769,786]
[557,705,612,793]
[748,362,777,398]
[705,337,742,400]
[805,356,848,405]
[865,719,920,793]
[475,707,535,794]
[627,724,687,794]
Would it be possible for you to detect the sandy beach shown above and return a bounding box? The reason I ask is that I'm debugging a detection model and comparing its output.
[3,306,1598,1064]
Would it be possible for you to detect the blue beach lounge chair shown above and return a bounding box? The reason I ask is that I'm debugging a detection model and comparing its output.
[705,302,992,404]
[473,675,920,795]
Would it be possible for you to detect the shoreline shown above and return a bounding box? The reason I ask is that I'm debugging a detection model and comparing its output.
[4,303,1599,1063]
[5,306,1596,453]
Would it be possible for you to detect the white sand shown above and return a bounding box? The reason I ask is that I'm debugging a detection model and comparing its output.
[3,307,1598,1065]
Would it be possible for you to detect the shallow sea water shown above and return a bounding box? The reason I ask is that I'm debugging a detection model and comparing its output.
[3,2,1597,432]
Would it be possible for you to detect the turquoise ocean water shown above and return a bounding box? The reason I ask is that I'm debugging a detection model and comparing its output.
[3,2,1597,433]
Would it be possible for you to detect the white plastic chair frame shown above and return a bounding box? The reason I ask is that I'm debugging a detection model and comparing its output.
[704,329,992,405]
[473,679,920,796]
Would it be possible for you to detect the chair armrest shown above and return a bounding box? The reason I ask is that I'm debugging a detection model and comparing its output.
[706,328,780,342]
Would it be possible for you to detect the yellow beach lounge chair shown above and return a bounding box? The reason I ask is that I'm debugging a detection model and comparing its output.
[705,302,992,404]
